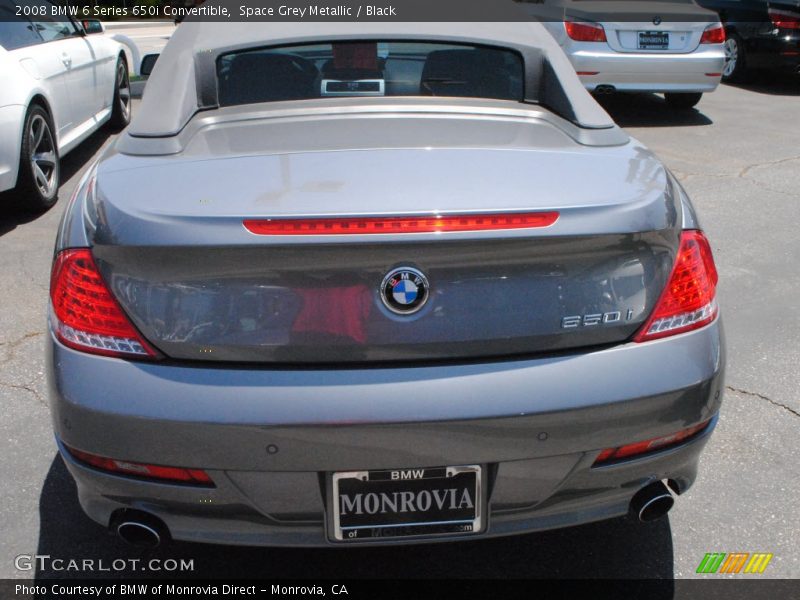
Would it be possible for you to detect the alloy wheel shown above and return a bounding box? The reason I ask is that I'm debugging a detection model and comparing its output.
[723,38,738,78]
[117,61,131,121]
[29,114,57,198]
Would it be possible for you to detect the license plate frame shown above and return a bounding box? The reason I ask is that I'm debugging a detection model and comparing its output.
[638,31,670,50]
[329,465,483,542]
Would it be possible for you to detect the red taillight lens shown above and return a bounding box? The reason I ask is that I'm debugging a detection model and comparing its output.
[769,8,800,29]
[700,22,726,44]
[50,249,157,359]
[243,212,559,235]
[593,420,712,465]
[65,445,213,485]
[634,230,718,342]
[565,20,607,43]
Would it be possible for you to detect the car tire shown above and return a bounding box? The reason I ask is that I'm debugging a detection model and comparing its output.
[722,34,748,83]
[664,92,703,110]
[9,104,60,213]
[108,55,132,131]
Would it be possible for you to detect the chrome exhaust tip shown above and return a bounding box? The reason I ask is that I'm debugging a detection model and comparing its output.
[111,510,168,548]
[630,481,675,522]
[594,85,616,95]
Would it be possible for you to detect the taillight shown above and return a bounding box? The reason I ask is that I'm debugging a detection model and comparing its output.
[593,420,712,465]
[565,21,607,43]
[769,8,800,29]
[65,444,213,486]
[634,230,718,342]
[243,212,559,235]
[700,22,726,44]
[50,249,158,359]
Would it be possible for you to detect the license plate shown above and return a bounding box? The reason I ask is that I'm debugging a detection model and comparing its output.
[330,465,482,541]
[638,31,669,49]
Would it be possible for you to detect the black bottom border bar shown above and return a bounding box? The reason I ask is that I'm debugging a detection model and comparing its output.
[4,579,800,600]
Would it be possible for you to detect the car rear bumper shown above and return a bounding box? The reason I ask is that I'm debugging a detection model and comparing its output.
[744,33,800,72]
[48,319,725,546]
[567,47,725,92]
[750,51,800,73]
[0,104,24,193]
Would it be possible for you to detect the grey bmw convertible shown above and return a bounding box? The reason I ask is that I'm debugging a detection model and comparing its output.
[47,18,724,547]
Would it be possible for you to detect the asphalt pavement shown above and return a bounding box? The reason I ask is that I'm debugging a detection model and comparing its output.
[1,74,798,580]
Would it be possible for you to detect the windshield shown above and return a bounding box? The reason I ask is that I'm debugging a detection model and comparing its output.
[217,41,525,107]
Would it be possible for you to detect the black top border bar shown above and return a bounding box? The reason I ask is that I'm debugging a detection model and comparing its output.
[2,0,724,23]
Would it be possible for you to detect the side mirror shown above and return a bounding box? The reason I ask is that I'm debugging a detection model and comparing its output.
[81,19,104,35]
[140,54,160,77]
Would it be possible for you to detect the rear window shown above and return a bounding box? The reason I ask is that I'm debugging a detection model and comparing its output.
[217,41,525,107]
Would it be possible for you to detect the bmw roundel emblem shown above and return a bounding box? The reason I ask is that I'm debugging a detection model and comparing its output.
[653,16,662,25]
[380,267,430,315]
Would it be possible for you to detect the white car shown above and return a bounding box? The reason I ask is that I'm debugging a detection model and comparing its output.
[0,0,130,211]
[542,2,727,109]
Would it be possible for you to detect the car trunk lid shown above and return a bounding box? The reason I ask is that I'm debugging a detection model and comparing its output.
[564,1,719,53]
[603,21,706,54]
[89,111,680,364]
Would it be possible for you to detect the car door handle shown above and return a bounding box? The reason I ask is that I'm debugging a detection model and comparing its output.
[61,53,72,68]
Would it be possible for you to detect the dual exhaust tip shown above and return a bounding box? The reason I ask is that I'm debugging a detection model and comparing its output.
[630,481,675,522]
[111,510,168,548]
[594,85,617,95]
[110,481,674,547]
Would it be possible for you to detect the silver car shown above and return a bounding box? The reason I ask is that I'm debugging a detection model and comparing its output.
[47,19,724,548]
[0,2,131,211]
[542,1,727,109]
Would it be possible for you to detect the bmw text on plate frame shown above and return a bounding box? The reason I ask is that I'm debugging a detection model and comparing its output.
[45,16,724,547]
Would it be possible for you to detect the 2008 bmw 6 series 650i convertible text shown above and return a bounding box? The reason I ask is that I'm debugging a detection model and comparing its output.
[47,18,724,548]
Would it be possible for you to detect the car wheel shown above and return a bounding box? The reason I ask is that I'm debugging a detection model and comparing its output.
[664,92,703,110]
[9,104,59,212]
[722,34,748,83]
[108,55,131,131]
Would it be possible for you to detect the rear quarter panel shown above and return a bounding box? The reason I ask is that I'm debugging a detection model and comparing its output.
[0,48,34,191]
[88,35,123,110]
[0,102,24,192]
[0,41,73,150]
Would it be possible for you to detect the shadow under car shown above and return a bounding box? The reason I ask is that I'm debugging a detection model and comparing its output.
[35,454,676,581]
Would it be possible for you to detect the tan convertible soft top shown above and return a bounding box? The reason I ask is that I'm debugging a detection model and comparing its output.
[129,17,618,137]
